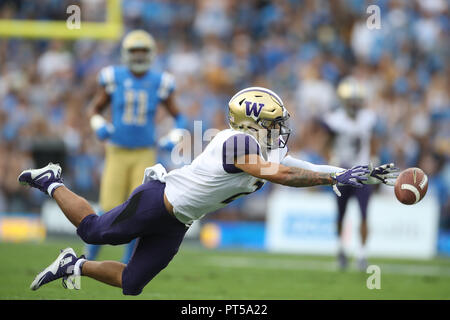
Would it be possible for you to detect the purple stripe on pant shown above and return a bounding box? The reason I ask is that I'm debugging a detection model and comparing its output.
[77,180,188,295]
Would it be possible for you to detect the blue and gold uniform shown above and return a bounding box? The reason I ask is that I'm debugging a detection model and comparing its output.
[86,30,183,263]
[99,65,174,148]
[97,65,175,211]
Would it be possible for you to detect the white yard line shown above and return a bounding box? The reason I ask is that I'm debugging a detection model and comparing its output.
[204,256,450,277]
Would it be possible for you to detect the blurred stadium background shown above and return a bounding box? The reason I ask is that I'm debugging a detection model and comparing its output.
[0,0,449,299]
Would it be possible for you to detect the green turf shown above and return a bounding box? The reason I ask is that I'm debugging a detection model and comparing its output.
[1,238,449,299]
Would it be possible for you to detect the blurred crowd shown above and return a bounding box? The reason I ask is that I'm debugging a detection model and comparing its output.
[0,0,449,227]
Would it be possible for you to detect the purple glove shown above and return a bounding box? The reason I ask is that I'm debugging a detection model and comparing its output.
[331,165,370,196]
[364,163,400,186]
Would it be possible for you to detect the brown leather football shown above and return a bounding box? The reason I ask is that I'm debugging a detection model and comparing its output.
[394,167,428,205]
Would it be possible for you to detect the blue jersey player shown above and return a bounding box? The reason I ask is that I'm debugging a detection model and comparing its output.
[86,30,186,263]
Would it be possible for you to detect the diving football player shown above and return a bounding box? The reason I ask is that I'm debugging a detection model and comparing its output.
[19,87,397,295]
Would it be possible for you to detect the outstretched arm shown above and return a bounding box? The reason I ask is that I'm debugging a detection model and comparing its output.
[260,159,335,187]
[282,154,399,187]
[234,154,367,188]
[281,154,345,174]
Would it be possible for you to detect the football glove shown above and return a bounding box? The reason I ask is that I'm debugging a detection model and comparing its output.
[90,115,114,141]
[158,128,185,152]
[363,162,400,186]
[331,165,370,197]
[142,163,168,184]
[174,113,188,129]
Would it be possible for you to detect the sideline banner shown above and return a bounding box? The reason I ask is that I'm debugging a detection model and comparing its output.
[0,214,46,242]
[266,187,439,259]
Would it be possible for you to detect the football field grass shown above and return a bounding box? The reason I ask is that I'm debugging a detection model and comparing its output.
[1,238,449,300]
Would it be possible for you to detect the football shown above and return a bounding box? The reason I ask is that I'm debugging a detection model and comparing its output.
[394,167,428,205]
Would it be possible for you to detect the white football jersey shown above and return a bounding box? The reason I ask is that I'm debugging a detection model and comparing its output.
[164,129,287,224]
[323,108,377,168]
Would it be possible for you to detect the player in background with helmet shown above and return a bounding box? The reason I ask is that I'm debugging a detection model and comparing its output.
[86,30,187,263]
[321,77,387,271]
[19,87,397,295]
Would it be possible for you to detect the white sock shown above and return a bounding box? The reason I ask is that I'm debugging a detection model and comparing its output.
[67,258,86,290]
[74,258,87,276]
[47,182,65,197]
[358,244,367,259]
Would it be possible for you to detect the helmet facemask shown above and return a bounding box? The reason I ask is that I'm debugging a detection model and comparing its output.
[122,47,154,74]
[343,97,363,119]
[337,77,366,119]
[257,111,291,149]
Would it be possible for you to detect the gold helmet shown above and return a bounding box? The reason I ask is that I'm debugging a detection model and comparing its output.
[121,30,156,74]
[228,87,291,149]
[337,76,366,117]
